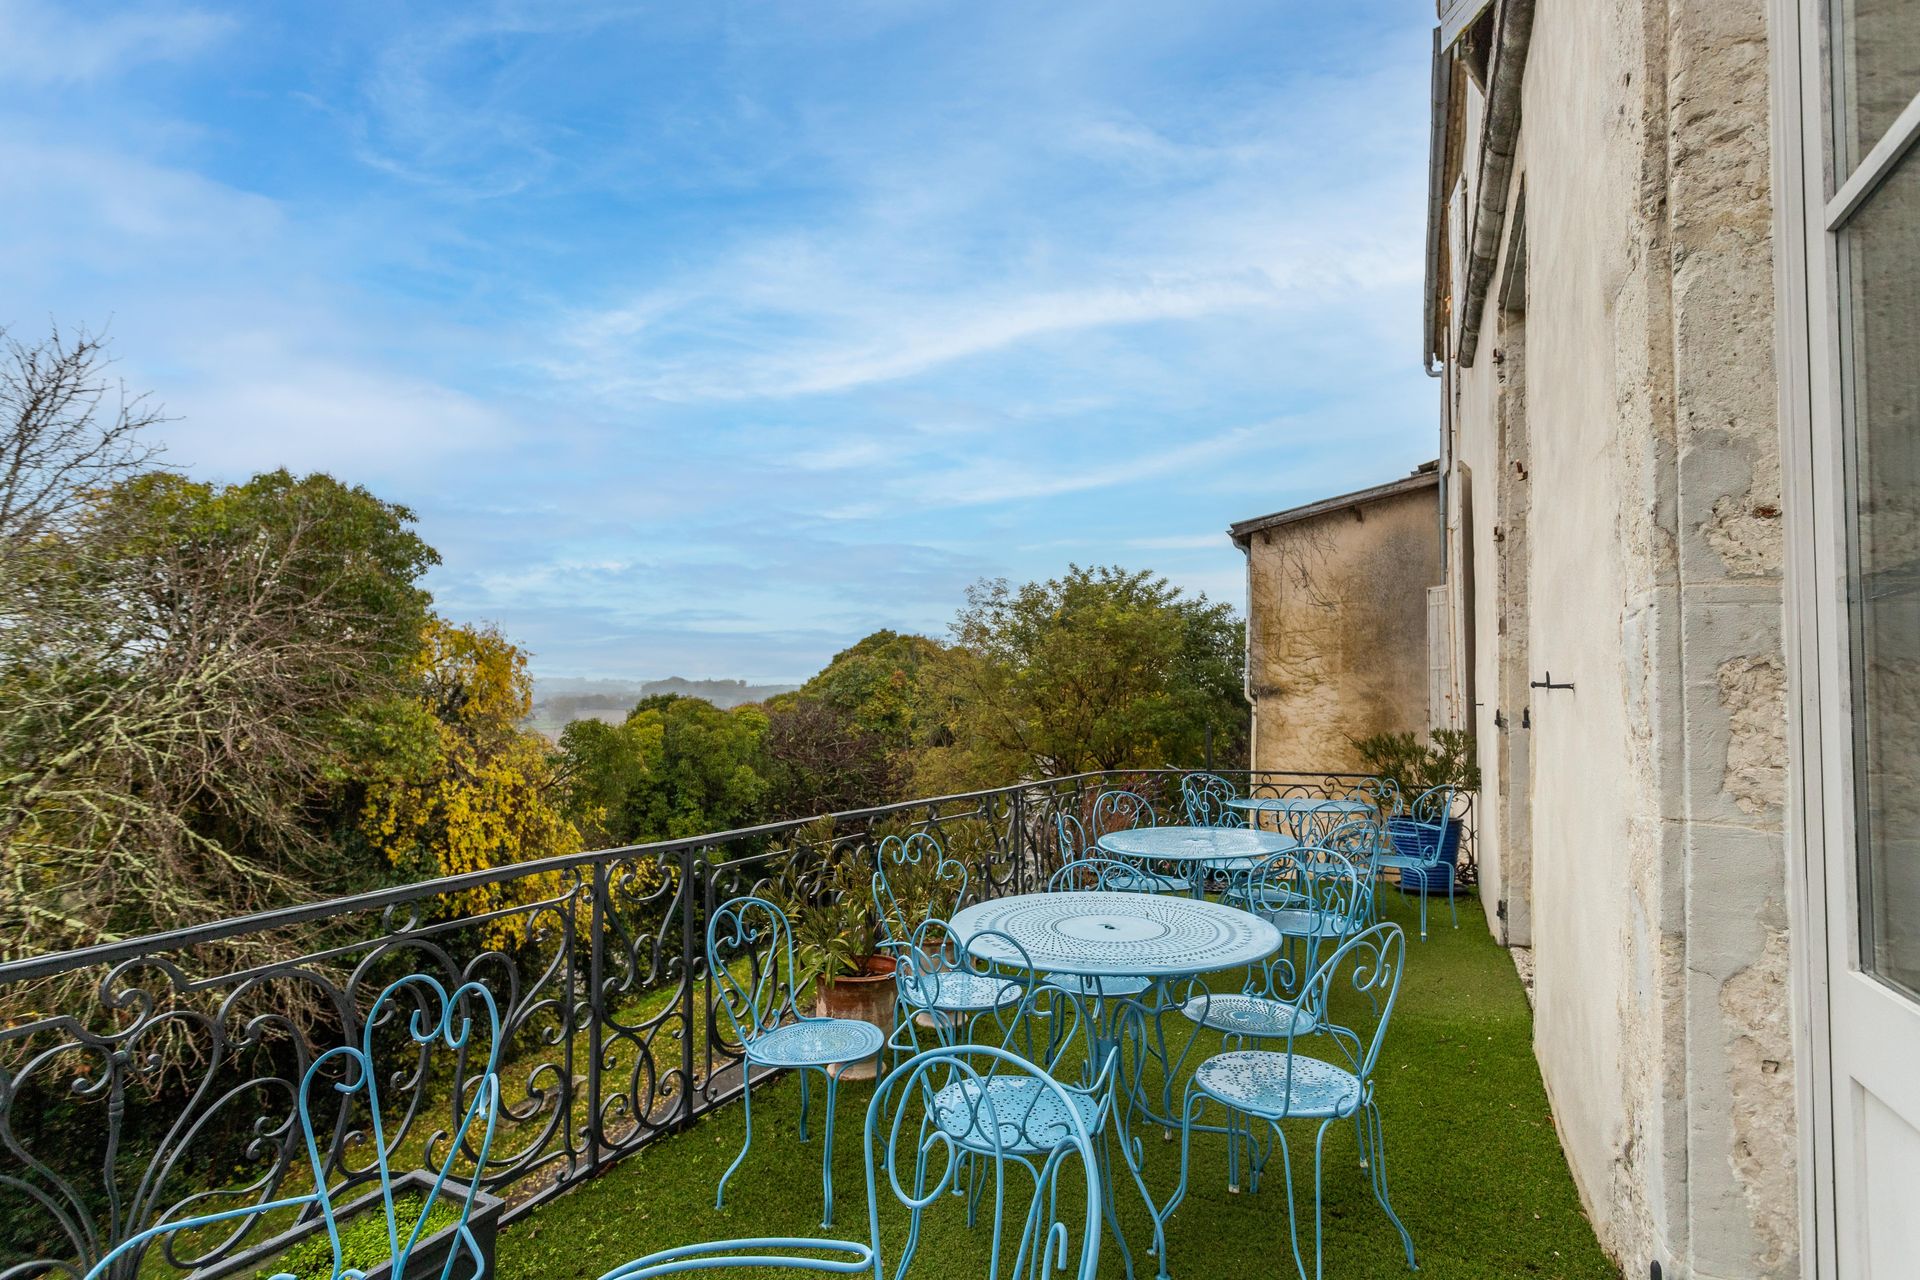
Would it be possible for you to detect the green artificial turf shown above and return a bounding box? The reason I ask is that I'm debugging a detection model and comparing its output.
[496,891,1617,1280]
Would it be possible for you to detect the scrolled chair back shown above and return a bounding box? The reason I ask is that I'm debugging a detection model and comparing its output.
[595,1043,1102,1280]
[1286,844,1370,932]
[1321,813,1385,858]
[1299,921,1408,1093]
[1404,783,1456,828]
[1052,809,1091,865]
[870,830,969,949]
[1344,774,1402,816]
[707,895,805,1049]
[1088,787,1156,836]
[1179,772,1243,828]
[883,913,1021,1011]
[1046,854,1160,894]
[82,974,502,1280]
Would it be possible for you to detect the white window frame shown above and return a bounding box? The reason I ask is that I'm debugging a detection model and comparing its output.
[1772,0,1920,1272]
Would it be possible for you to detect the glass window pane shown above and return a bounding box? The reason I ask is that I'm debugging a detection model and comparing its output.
[1839,147,1920,1000]
[1832,0,1920,180]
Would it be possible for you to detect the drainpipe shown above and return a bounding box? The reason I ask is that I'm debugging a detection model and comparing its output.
[1456,0,1535,368]
[1422,25,1451,378]
[1234,530,1256,769]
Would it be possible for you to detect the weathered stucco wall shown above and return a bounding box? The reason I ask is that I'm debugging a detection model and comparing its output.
[1243,483,1440,773]
[1438,1,1794,1276]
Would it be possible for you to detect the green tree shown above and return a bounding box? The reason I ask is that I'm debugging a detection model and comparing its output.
[556,717,649,849]
[753,629,944,815]
[792,629,945,750]
[612,696,770,841]
[927,565,1248,786]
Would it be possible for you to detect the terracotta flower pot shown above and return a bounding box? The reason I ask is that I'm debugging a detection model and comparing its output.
[814,954,896,1080]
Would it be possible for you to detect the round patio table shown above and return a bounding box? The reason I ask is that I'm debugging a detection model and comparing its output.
[952,889,1281,980]
[952,890,1280,1276]
[1229,795,1372,840]
[1095,824,1295,897]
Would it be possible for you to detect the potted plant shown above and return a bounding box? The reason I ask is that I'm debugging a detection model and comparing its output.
[771,822,920,1078]
[251,1169,504,1280]
[1351,729,1480,894]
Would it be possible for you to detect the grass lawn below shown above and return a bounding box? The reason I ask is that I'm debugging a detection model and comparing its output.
[496,889,1617,1280]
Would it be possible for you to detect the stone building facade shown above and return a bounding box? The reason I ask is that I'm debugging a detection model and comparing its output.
[1427,0,1920,1276]
[1230,467,1441,775]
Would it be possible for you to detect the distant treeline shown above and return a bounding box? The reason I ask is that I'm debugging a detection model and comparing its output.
[526,677,800,736]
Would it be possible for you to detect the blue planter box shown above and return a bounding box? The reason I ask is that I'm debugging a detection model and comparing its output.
[1385,816,1462,896]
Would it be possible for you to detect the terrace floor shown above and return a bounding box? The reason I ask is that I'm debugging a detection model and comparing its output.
[496,890,1617,1280]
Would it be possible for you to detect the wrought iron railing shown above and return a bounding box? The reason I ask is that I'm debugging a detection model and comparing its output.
[0,769,1474,1279]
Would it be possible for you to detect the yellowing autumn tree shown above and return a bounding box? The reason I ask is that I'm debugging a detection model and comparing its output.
[361,619,582,943]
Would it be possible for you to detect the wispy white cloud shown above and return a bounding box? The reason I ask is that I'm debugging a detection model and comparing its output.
[914,424,1262,509]
[0,0,233,86]
[0,132,522,486]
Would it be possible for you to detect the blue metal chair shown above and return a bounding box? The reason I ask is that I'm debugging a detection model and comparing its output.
[1181,846,1369,1046]
[1182,772,1268,896]
[1179,772,1245,828]
[595,1044,1103,1280]
[1088,788,1198,896]
[1056,811,1188,896]
[871,834,1022,1065]
[871,831,969,941]
[1320,815,1390,924]
[1157,923,1415,1280]
[882,914,1025,1059]
[1373,784,1461,938]
[708,895,886,1228]
[83,974,502,1280]
[1090,787,1157,833]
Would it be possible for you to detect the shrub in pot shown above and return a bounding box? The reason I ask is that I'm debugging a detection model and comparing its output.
[773,821,954,1078]
[1352,729,1480,895]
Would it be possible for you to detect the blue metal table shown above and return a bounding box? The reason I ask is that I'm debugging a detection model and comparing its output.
[953,891,1280,1276]
[953,889,1282,979]
[1095,825,1295,896]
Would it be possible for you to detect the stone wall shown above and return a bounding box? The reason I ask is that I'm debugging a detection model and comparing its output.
[1435,0,1796,1275]
[1243,482,1440,773]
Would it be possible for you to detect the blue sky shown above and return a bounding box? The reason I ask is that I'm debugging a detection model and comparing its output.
[1,0,1437,682]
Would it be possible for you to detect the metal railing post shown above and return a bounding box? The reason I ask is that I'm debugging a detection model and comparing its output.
[1009,787,1024,897]
[586,863,607,1175]
[678,847,698,1132]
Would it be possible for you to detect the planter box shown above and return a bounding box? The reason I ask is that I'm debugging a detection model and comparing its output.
[1385,816,1463,896]
[244,1170,502,1280]
[814,955,896,1081]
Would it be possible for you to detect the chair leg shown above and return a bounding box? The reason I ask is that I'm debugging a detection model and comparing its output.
[1266,1120,1309,1280]
[1363,1101,1417,1269]
[901,1115,932,1276]
[1447,867,1460,930]
[1225,1101,1242,1194]
[1311,1122,1333,1280]
[1097,1125,1138,1280]
[1153,1091,1209,1280]
[717,1065,753,1210]
[819,1066,841,1227]
[797,1066,812,1141]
